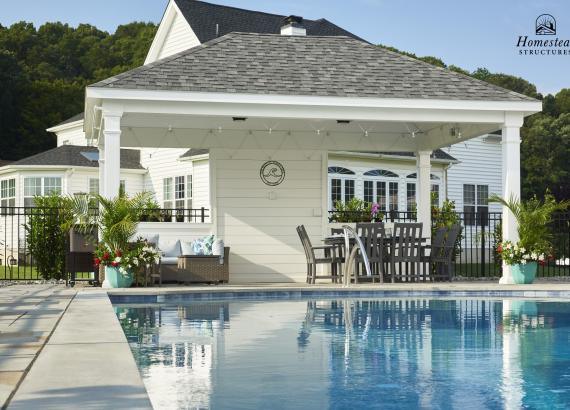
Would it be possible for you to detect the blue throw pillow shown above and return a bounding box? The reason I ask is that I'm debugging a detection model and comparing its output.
[192,239,205,255]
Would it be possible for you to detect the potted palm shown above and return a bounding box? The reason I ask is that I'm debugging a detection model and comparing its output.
[490,194,569,284]
[72,191,155,288]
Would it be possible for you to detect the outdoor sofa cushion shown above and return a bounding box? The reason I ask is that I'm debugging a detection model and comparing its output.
[160,240,181,257]
[181,241,195,256]
[160,256,179,265]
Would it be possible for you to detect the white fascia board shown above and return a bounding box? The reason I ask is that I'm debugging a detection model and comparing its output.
[178,154,210,162]
[329,151,459,164]
[144,0,176,65]
[86,87,543,115]
[46,119,84,133]
[0,165,147,175]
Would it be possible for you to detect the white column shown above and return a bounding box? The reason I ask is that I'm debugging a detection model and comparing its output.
[416,150,432,239]
[499,113,523,284]
[100,112,122,199]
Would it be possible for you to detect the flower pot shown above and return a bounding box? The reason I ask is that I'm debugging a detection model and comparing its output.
[105,266,134,288]
[511,262,537,284]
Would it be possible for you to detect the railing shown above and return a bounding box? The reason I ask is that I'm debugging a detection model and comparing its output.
[0,206,210,280]
[328,209,570,279]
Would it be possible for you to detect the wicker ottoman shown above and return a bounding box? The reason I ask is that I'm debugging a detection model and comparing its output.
[176,247,230,284]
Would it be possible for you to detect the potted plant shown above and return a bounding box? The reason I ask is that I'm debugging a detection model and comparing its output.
[490,193,569,284]
[329,198,383,227]
[72,191,154,288]
[93,239,160,288]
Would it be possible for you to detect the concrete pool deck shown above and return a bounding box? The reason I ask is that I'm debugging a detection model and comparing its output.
[5,281,570,408]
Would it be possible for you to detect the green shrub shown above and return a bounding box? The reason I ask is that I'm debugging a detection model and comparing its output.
[431,196,462,255]
[24,194,75,280]
[330,198,377,223]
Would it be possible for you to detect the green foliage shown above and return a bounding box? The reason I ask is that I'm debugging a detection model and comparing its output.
[471,68,540,99]
[72,191,152,252]
[24,194,75,280]
[489,194,570,257]
[431,196,462,254]
[0,21,156,160]
[330,198,375,223]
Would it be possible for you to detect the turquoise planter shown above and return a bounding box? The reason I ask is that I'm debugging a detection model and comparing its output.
[105,266,134,288]
[511,262,537,284]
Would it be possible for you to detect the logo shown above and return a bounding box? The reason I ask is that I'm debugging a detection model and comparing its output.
[516,14,569,55]
[260,161,285,186]
[536,14,556,35]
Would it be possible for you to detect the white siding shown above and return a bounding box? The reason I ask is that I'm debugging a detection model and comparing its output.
[157,10,200,61]
[67,169,144,197]
[56,124,88,147]
[442,135,502,213]
[214,149,324,283]
[140,148,193,202]
[192,158,210,211]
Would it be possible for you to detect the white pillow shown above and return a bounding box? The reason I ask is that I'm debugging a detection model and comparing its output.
[212,239,224,256]
[180,241,195,256]
[160,240,181,257]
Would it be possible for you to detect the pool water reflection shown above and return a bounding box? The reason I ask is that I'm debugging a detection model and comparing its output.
[115,299,570,409]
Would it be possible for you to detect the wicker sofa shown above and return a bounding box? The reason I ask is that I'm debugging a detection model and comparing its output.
[159,246,230,284]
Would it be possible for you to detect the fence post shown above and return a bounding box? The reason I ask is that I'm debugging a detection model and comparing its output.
[201,207,205,223]
[480,215,486,276]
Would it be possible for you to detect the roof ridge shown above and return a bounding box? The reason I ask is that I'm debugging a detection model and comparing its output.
[376,44,538,102]
[176,0,319,23]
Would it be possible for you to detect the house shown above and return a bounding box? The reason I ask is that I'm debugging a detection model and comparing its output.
[1,0,540,284]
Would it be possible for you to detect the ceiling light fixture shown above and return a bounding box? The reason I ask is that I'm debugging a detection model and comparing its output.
[337,120,351,124]
[232,117,247,122]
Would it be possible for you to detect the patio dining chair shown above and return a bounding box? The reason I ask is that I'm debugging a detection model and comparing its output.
[422,224,462,282]
[354,222,387,283]
[389,222,423,283]
[297,225,339,284]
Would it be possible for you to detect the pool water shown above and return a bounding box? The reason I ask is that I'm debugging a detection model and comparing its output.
[115,298,570,409]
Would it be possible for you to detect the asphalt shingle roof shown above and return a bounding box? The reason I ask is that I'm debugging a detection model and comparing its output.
[11,145,144,170]
[91,33,536,102]
[52,112,85,128]
[173,0,367,43]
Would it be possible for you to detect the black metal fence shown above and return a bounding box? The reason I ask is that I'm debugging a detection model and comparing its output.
[328,209,570,279]
[0,206,210,280]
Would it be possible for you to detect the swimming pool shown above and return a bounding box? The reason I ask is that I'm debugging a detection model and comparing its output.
[114,296,570,409]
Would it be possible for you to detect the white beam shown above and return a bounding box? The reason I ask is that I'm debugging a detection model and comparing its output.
[416,151,432,239]
[100,112,122,199]
[499,112,523,284]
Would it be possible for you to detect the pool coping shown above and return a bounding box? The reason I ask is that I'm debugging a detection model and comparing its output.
[10,282,570,409]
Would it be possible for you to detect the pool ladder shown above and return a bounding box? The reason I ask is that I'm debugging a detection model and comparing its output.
[341,225,372,287]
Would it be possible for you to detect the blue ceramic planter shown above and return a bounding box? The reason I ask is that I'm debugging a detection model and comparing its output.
[105,266,134,288]
[511,262,537,284]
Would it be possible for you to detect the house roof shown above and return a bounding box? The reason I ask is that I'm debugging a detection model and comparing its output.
[180,148,209,158]
[9,145,144,170]
[52,112,85,128]
[173,0,367,43]
[91,33,536,102]
[0,160,13,167]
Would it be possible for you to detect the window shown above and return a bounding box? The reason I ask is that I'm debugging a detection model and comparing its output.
[89,179,99,195]
[406,183,416,212]
[344,179,355,202]
[431,184,440,206]
[163,178,173,209]
[164,175,192,209]
[24,177,42,207]
[376,181,387,212]
[364,181,374,204]
[44,177,62,195]
[1,179,16,212]
[328,167,356,209]
[464,184,489,226]
[120,180,126,193]
[389,182,399,212]
[364,169,398,178]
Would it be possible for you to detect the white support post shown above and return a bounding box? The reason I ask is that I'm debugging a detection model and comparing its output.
[100,112,122,199]
[499,113,523,284]
[416,150,432,240]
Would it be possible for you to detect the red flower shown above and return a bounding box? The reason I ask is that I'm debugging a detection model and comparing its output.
[115,250,122,257]
[497,244,503,253]
[539,260,546,267]
[94,258,101,267]
[103,252,110,260]
[111,261,119,267]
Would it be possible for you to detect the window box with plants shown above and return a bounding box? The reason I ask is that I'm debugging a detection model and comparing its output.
[491,194,569,284]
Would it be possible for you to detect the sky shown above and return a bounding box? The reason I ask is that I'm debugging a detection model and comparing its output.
[1,0,569,95]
